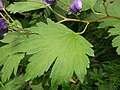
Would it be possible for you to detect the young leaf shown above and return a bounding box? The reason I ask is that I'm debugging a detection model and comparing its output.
[24,19,94,86]
[6,1,46,13]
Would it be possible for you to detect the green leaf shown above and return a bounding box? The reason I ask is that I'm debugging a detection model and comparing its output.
[98,18,120,28]
[107,0,120,17]
[94,0,120,28]
[1,54,24,83]
[0,19,94,86]
[31,84,44,90]
[24,19,94,86]
[94,0,106,14]
[6,1,46,13]
[109,23,120,36]
[54,5,67,20]
[0,75,25,90]
[109,23,120,55]
[94,0,120,17]
[0,33,27,66]
[82,0,97,11]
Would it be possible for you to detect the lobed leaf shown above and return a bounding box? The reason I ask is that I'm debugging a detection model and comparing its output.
[24,19,94,86]
[1,54,24,83]
[109,23,120,55]
[0,19,94,86]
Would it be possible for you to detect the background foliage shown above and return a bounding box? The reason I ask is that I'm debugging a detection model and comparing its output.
[0,0,120,90]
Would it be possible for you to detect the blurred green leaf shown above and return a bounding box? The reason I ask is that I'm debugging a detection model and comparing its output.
[6,1,46,13]
[31,84,44,90]
[0,75,25,90]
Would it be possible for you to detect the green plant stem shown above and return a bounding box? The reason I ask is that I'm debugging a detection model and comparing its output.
[0,12,10,23]
[48,4,120,23]
[48,4,120,34]
[48,6,66,19]
[76,22,89,34]
[88,15,120,23]
[58,15,120,23]
[74,13,80,20]
[91,7,106,16]
[67,0,70,6]
[58,18,88,23]
[103,2,109,16]
[3,8,14,22]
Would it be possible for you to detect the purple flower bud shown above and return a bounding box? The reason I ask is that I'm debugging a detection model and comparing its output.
[43,0,56,6]
[70,0,82,13]
[0,0,4,10]
[0,18,8,35]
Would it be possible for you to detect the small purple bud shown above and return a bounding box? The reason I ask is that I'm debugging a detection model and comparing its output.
[0,0,4,10]
[70,0,82,14]
[43,0,56,6]
[0,18,8,35]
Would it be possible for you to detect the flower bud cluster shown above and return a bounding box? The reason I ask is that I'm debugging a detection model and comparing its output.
[70,0,82,13]
[42,0,82,13]
[0,18,8,35]
[0,0,8,35]
[0,0,3,10]
[43,0,56,6]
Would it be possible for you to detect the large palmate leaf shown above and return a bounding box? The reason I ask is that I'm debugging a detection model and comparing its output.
[24,19,94,86]
[109,23,120,55]
[0,19,94,86]
[6,1,46,13]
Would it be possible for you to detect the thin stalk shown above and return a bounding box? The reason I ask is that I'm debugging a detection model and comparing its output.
[3,8,14,21]
[58,15,120,24]
[0,12,10,23]
[58,18,88,23]
[67,0,70,6]
[76,22,89,34]
[48,6,66,19]
[91,7,106,16]
[103,2,109,16]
